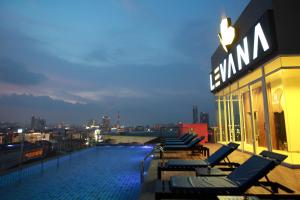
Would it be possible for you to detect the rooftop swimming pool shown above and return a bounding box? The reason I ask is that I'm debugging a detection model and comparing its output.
[0,145,153,200]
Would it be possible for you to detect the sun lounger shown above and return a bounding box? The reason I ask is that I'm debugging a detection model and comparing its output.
[163,134,197,145]
[195,150,294,194]
[163,134,192,143]
[195,150,286,176]
[163,133,189,142]
[157,142,239,179]
[162,136,205,150]
[155,151,288,200]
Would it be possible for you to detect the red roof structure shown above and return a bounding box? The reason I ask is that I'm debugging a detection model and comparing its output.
[178,123,208,144]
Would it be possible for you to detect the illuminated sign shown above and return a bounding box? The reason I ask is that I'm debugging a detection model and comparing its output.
[218,17,236,52]
[210,11,276,92]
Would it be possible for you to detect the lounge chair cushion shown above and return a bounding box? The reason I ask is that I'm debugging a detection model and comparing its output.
[206,145,232,166]
[166,159,209,167]
[164,134,196,145]
[163,137,203,150]
[169,155,275,195]
[163,142,238,167]
[227,155,274,189]
[164,141,189,145]
[259,150,287,164]
[164,133,189,141]
[164,144,190,149]
[170,176,239,194]
[187,137,203,147]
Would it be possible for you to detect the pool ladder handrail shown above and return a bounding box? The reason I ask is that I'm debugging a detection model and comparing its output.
[140,145,164,183]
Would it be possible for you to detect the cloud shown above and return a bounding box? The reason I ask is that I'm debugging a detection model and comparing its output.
[0,90,215,125]
[0,58,47,85]
[85,48,129,66]
[0,94,102,124]
[85,48,110,62]
[171,19,217,66]
[0,3,219,125]
[71,87,149,102]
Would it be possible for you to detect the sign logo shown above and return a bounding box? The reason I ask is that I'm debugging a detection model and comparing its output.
[218,17,236,52]
[210,11,275,92]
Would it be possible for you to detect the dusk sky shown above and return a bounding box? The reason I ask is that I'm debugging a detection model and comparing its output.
[0,0,249,126]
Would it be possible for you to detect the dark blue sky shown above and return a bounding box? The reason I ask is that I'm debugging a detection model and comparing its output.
[0,0,249,125]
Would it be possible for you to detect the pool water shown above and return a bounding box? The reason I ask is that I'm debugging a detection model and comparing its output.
[0,146,153,200]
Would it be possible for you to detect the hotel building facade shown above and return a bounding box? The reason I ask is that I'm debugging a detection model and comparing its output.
[210,0,300,167]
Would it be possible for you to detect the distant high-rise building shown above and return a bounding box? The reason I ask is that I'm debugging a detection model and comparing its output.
[200,112,209,126]
[116,111,120,128]
[192,105,199,123]
[102,115,110,131]
[31,115,46,131]
[31,116,35,130]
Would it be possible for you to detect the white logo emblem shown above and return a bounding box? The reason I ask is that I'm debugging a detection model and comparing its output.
[218,18,236,52]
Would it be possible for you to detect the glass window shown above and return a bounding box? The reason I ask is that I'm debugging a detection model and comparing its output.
[281,68,300,164]
[265,66,300,165]
[215,56,300,166]
[265,71,288,151]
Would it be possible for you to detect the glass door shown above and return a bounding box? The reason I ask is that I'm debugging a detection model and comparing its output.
[226,95,233,142]
[232,94,241,142]
[225,94,241,142]
[240,86,254,152]
[220,96,227,142]
[250,81,268,153]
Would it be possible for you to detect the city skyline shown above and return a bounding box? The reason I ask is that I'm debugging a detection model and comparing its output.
[0,0,249,125]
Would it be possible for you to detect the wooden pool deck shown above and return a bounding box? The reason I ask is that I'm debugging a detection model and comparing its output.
[139,143,300,200]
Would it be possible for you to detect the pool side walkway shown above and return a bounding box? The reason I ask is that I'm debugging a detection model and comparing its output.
[139,143,300,200]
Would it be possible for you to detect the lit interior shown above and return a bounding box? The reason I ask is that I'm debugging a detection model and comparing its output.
[215,55,300,166]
